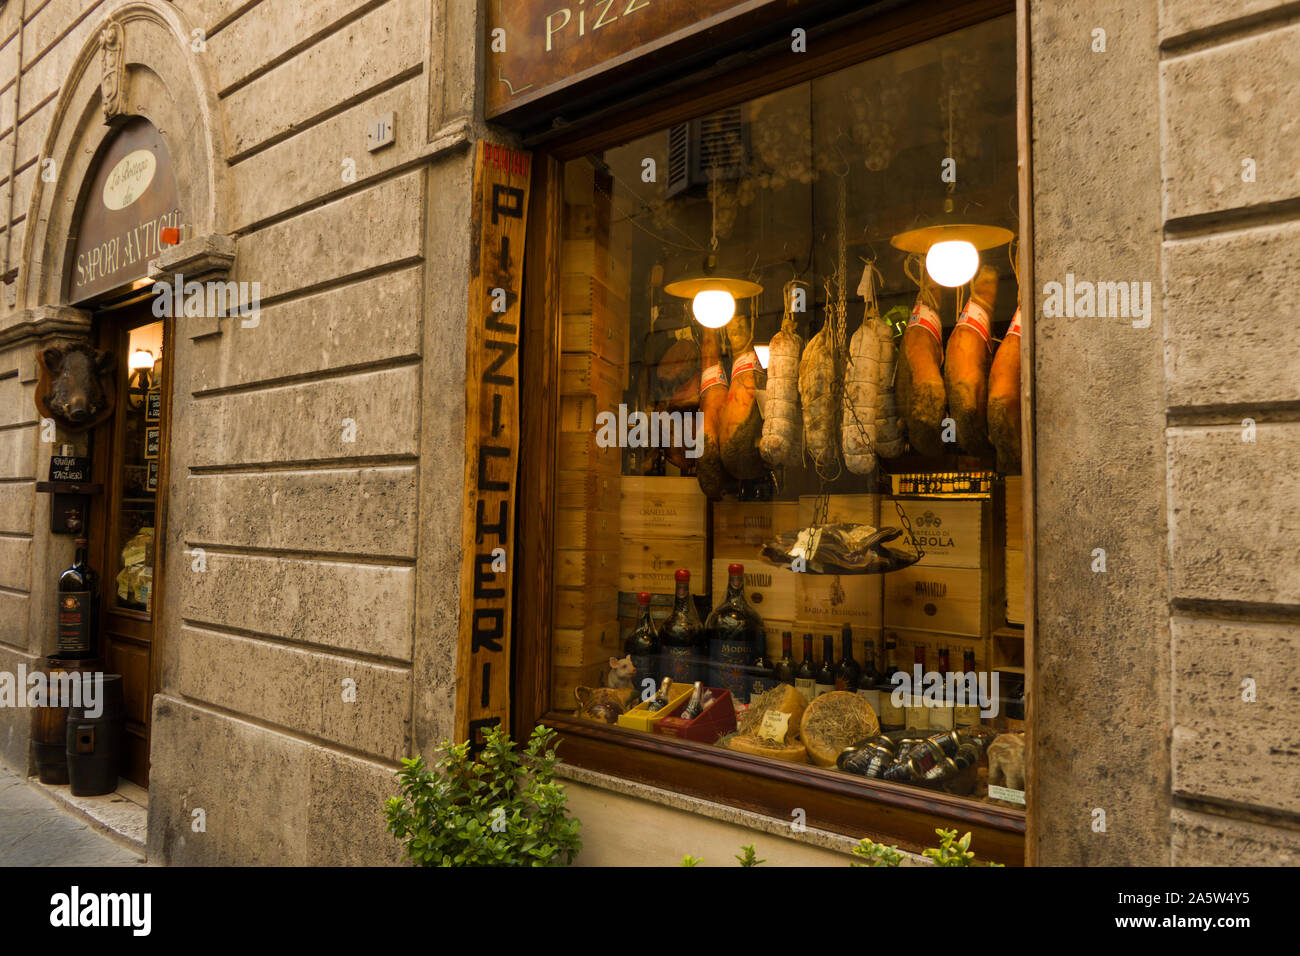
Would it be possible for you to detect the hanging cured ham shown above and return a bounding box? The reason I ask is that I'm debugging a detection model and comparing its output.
[696,326,734,499]
[943,263,998,457]
[987,306,1022,473]
[719,311,766,480]
[896,270,946,457]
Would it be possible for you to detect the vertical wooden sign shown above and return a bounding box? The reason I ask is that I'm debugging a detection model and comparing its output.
[456,142,532,749]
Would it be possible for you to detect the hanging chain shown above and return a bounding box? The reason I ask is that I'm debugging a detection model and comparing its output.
[893,498,926,561]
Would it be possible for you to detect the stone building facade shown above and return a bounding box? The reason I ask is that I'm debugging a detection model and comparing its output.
[0,0,1294,866]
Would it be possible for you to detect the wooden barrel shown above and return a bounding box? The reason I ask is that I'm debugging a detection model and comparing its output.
[29,656,102,785]
[66,674,125,797]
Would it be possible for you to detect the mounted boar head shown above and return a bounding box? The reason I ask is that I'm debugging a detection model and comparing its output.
[36,342,116,432]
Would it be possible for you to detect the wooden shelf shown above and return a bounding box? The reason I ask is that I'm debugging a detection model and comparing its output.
[36,481,104,495]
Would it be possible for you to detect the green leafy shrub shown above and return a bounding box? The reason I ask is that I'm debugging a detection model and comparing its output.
[385,724,581,867]
[852,838,905,867]
[680,855,703,867]
[923,828,1004,867]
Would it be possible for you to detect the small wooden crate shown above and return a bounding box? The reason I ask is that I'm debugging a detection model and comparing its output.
[562,237,630,295]
[617,536,706,594]
[713,501,800,554]
[711,557,797,621]
[560,352,624,398]
[556,470,619,513]
[560,277,629,370]
[554,548,618,590]
[554,586,619,629]
[620,476,707,539]
[883,565,986,637]
[886,498,984,569]
[554,507,618,551]
[552,620,622,669]
[654,688,737,743]
[557,431,621,474]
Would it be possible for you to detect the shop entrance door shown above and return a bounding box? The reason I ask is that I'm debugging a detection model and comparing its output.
[88,299,171,788]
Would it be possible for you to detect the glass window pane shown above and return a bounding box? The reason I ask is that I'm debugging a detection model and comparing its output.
[552,15,1024,811]
[113,320,163,616]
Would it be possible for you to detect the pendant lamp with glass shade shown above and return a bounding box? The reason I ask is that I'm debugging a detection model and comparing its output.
[890,91,1013,286]
[664,181,762,327]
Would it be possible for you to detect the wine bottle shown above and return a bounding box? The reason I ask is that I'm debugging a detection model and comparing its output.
[955,649,981,727]
[795,634,817,702]
[56,537,98,659]
[834,623,861,691]
[877,635,905,730]
[647,677,673,711]
[814,635,835,697]
[749,630,774,702]
[680,681,705,720]
[933,646,956,730]
[660,569,704,683]
[706,563,762,705]
[773,631,796,686]
[906,645,930,730]
[625,591,661,689]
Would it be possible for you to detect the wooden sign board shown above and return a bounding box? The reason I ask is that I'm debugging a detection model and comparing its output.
[486,0,798,117]
[70,116,182,304]
[456,142,532,750]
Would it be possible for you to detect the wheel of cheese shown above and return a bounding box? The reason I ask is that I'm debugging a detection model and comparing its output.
[800,691,881,767]
[738,683,807,743]
[726,734,808,763]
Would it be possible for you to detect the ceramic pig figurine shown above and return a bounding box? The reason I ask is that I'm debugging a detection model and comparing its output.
[605,655,637,691]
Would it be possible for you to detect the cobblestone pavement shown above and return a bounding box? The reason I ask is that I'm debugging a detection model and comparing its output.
[0,764,144,867]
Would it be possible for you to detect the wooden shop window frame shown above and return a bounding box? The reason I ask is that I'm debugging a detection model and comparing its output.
[513,0,1033,866]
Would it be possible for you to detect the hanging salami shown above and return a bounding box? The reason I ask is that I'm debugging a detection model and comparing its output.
[799,314,841,475]
[841,264,885,476]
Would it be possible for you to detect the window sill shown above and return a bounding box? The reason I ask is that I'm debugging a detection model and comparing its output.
[545,712,1025,865]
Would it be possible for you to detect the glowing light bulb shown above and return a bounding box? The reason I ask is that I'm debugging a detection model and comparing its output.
[692,289,736,328]
[925,240,979,288]
[129,349,154,371]
[753,345,770,369]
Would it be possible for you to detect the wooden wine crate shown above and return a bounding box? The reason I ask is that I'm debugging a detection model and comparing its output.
[795,569,884,630]
[797,493,881,528]
[1004,476,1024,548]
[560,278,629,370]
[1004,549,1025,625]
[557,431,621,474]
[882,625,989,676]
[886,498,983,570]
[552,663,605,711]
[554,548,618,590]
[616,535,705,594]
[552,620,622,669]
[712,501,800,554]
[554,586,619,630]
[554,507,618,551]
[560,352,624,397]
[556,470,619,513]
[562,238,630,295]
[710,557,797,622]
[883,565,986,637]
[620,476,707,539]
[562,201,609,243]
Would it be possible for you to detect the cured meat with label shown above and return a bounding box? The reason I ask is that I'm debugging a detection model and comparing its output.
[842,316,883,475]
[943,263,998,457]
[798,316,841,474]
[760,284,805,469]
[987,307,1022,473]
[719,311,767,480]
[896,272,946,457]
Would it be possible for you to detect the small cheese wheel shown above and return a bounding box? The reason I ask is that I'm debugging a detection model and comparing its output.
[726,734,809,763]
[800,691,880,767]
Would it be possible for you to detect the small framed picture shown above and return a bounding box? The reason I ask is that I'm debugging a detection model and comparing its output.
[145,426,161,460]
[147,460,159,492]
[145,390,162,422]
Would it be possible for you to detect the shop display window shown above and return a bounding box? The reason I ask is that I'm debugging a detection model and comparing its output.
[539,12,1027,833]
